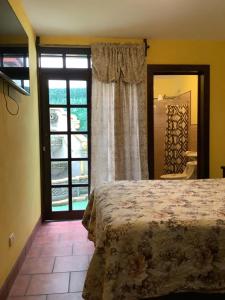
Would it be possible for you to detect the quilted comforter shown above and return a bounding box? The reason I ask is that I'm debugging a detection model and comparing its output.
[82,179,225,300]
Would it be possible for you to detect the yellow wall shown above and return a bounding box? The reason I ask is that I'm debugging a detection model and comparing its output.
[0,0,40,288]
[0,9,224,290]
[149,40,225,178]
[154,75,198,124]
[40,37,225,178]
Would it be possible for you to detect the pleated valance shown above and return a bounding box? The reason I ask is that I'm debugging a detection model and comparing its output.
[91,43,146,84]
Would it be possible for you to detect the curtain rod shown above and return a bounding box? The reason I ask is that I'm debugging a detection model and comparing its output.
[36,36,150,54]
[38,44,91,49]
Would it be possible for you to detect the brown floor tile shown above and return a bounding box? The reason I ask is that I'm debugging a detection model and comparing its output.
[26,273,69,295]
[32,235,60,245]
[37,227,69,235]
[8,296,46,300]
[41,245,72,257]
[69,272,86,293]
[73,241,94,255]
[88,254,93,263]
[47,293,83,300]
[59,232,87,242]
[58,233,76,241]
[27,246,42,258]
[20,257,55,274]
[8,221,90,299]
[53,256,89,272]
[32,240,73,248]
[9,275,31,296]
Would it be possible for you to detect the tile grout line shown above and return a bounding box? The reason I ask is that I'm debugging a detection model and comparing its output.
[52,256,56,273]
[39,242,44,257]
[68,271,72,293]
[24,274,33,296]
[15,270,88,276]
[7,221,90,298]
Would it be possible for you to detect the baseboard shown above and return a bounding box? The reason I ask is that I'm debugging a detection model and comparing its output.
[0,217,42,300]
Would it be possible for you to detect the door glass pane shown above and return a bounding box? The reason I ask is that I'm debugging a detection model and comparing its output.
[52,187,69,211]
[24,80,30,92]
[3,55,24,67]
[50,108,67,132]
[51,135,68,158]
[70,81,87,105]
[71,134,87,158]
[41,54,63,68]
[49,80,67,105]
[13,79,22,86]
[66,55,88,68]
[71,108,87,131]
[72,187,88,210]
[72,161,88,184]
[51,161,68,185]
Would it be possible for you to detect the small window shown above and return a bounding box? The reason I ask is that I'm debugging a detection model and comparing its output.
[3,54,24,67]
[13,79,30,92]
[26,57,29,67]
[24,80,30,92]
[13,79,22,86]
[40,54,63,68]
[66,54,88,69]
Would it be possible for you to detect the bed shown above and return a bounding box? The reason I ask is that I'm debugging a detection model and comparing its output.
[82,179,225,300]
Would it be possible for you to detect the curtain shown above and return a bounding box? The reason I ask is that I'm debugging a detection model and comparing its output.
[91,44,148,189]
[164,104,189,174]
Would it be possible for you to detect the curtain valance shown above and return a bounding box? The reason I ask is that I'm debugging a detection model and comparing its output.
[91,43,146,84]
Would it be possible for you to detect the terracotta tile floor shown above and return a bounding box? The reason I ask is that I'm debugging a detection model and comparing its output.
[8,221,94,300]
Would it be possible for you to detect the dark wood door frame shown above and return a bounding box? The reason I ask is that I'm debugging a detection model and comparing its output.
[37,45,92,221]
[147,64,210,179]
[39,68,92,221]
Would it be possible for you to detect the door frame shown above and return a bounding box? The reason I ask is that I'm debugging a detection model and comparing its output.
[147,64,210,179]
[38,47,92,221]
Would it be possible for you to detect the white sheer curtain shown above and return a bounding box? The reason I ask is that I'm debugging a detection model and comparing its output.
[91,79,115,188]
[114,81,141,180]
[91,44,148,189]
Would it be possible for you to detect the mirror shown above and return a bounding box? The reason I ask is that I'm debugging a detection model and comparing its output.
[0,0,30,95]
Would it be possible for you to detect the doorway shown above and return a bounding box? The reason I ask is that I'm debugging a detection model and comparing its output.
[39,48,91,221]
[147,65,210,179]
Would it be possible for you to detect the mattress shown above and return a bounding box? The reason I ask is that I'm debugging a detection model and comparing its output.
[82,179,225,300]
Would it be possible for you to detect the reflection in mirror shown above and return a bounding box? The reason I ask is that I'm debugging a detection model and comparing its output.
[153,75,198,180]
[0,0,30,94]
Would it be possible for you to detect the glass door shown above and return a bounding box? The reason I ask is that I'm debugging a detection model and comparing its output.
[39,49,91,220]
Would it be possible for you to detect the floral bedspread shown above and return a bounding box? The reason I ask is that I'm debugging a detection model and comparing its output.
[82,179,225,300]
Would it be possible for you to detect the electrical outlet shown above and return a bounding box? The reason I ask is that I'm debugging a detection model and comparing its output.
[9,233,15,247]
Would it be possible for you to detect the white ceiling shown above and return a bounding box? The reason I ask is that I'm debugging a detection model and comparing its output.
[22,0,225,39]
